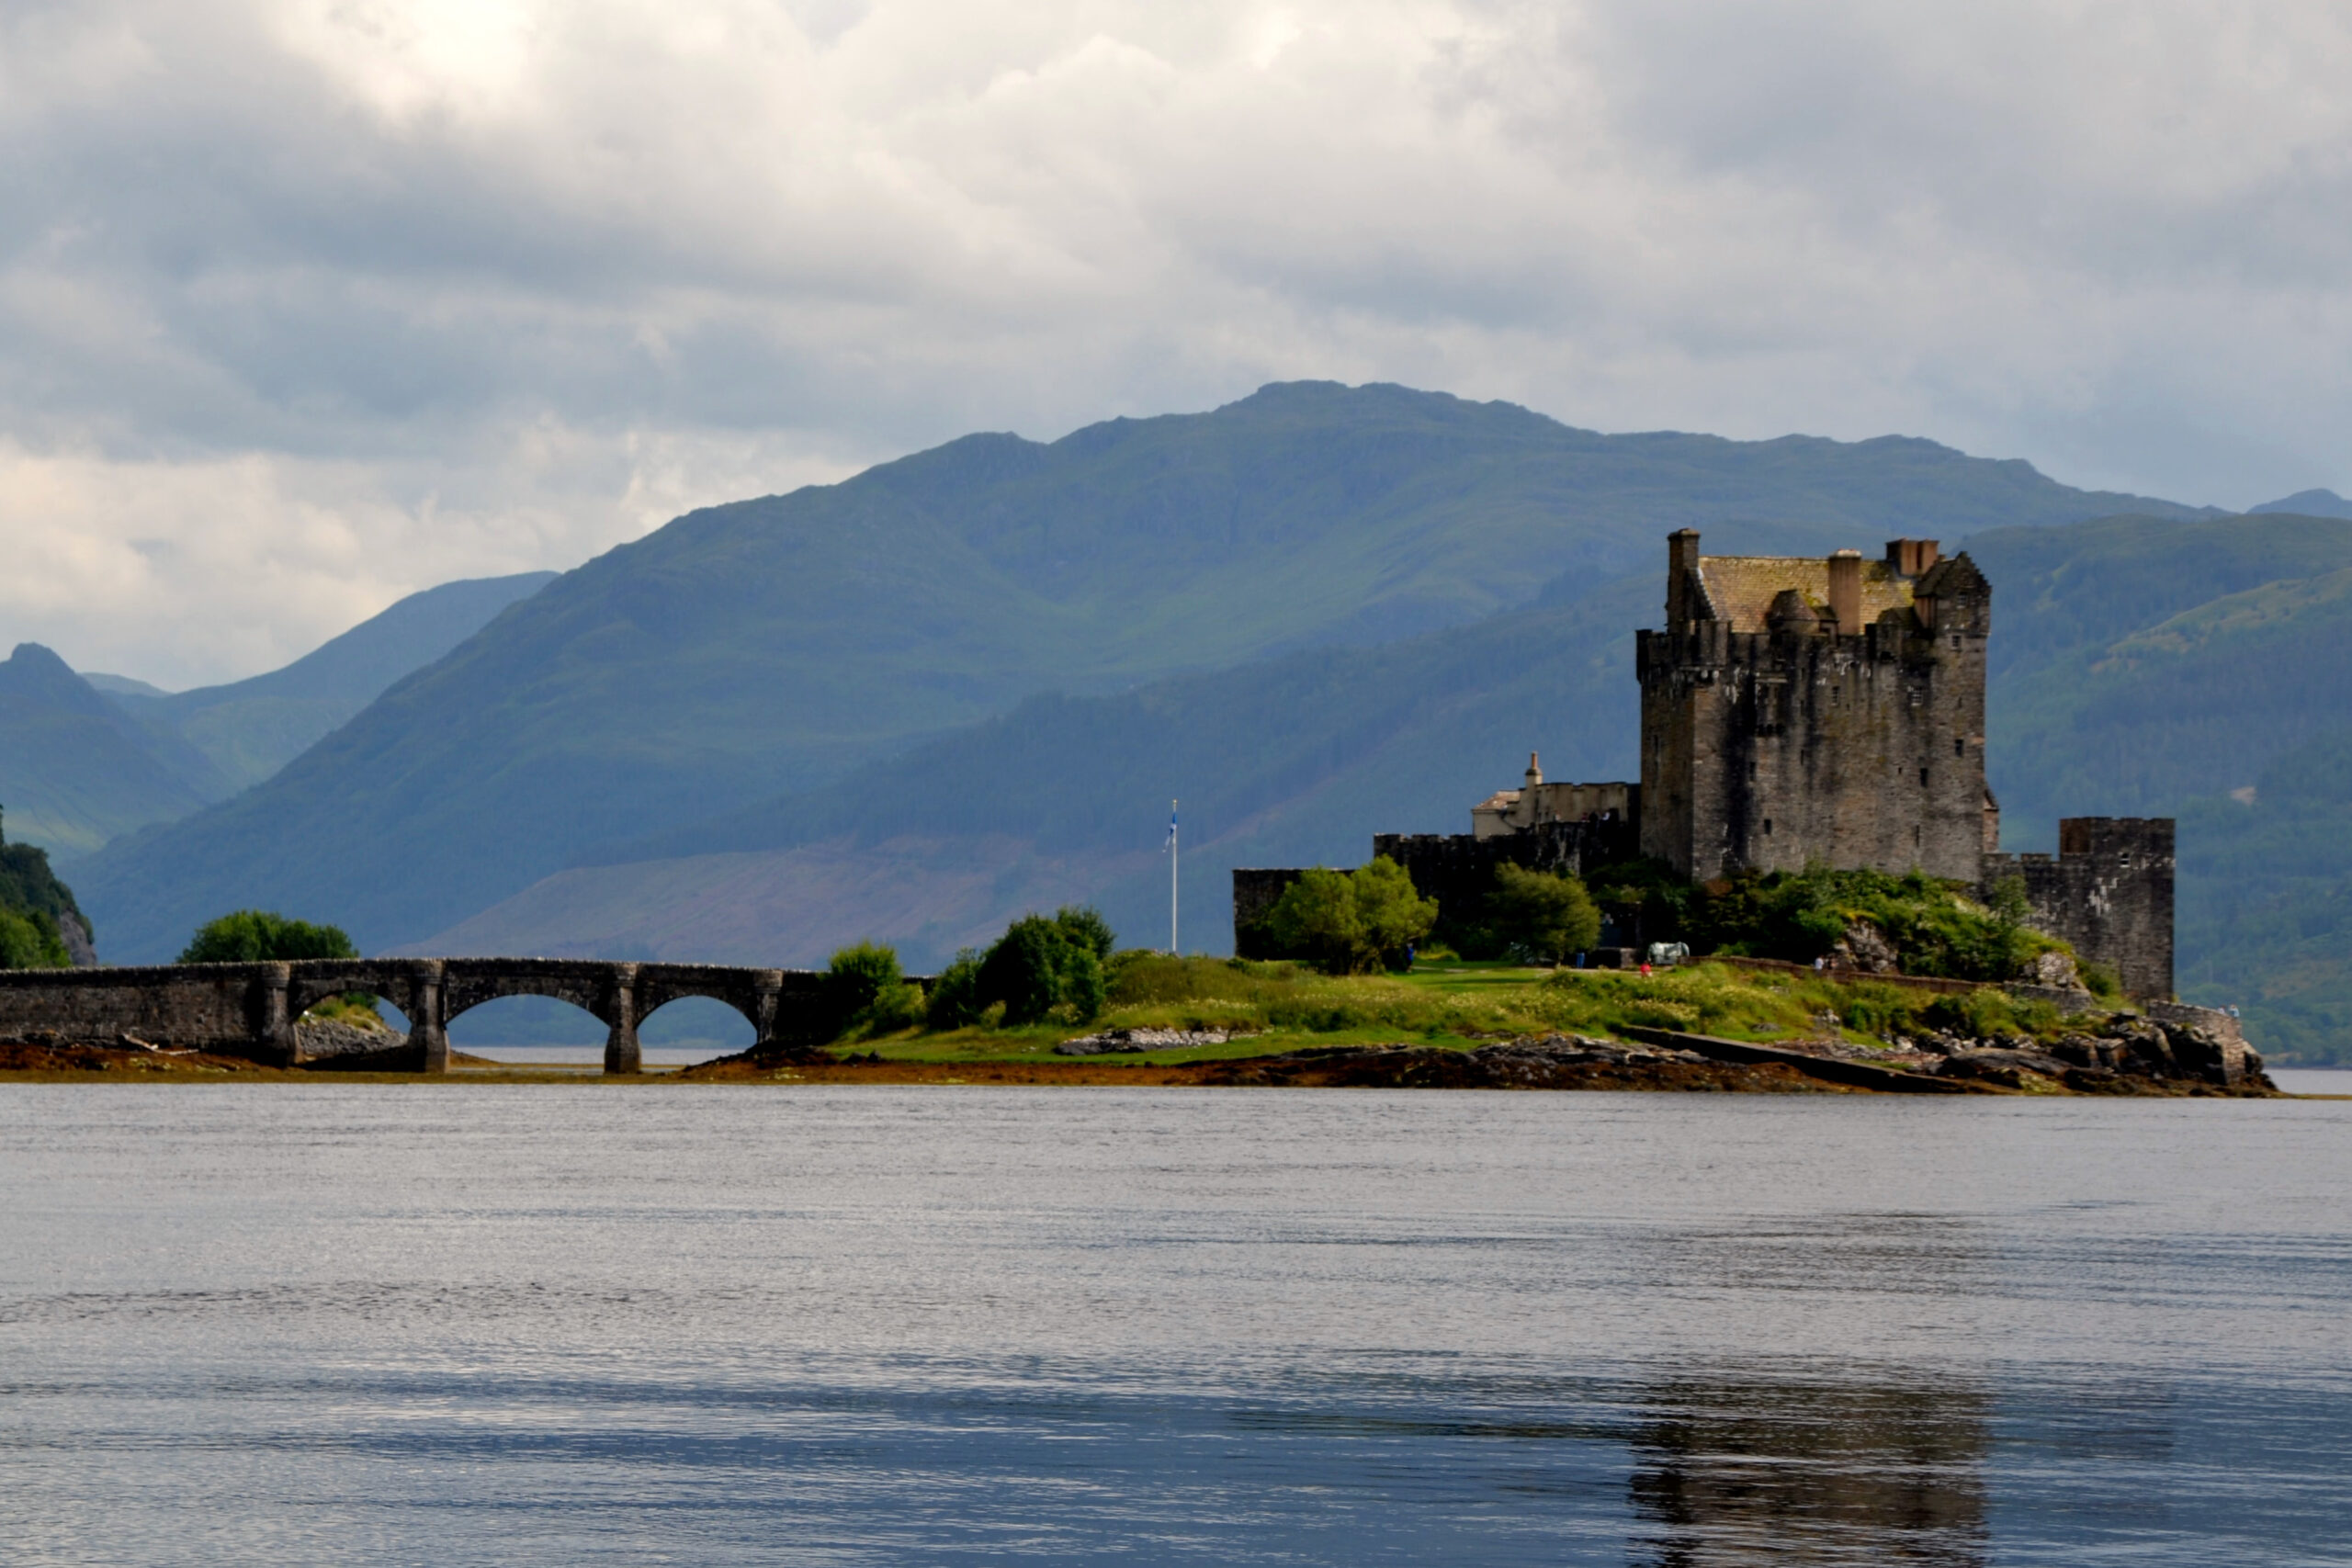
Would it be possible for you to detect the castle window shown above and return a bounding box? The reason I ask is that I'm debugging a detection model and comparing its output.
[1920,768,1930,787]
[1954,738,1964,757]
[1762,818,1772,834]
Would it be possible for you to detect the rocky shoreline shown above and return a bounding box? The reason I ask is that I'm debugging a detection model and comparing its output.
[0,1007,2280,1096]
[683,1018,2278,1095]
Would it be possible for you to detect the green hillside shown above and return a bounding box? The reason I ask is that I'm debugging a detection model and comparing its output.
[80,382,2201,961]
[103,571,558,794]
[0,830,92,967]
[1969,515,2352,844]
[0,644,222,856]
[2176,730,2352,1062]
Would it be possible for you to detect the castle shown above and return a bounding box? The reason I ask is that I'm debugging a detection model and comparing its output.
[1236,530,2176,999]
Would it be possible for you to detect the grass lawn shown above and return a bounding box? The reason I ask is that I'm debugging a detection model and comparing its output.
[811,954,2075,1066]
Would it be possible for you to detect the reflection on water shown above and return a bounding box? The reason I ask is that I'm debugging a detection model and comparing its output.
[1629,1375,1988,1567]
[0,1087,2346,1565]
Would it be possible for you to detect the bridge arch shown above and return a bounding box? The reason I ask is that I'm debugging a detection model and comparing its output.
[435,960,814,1073]
[276,958,445,1069]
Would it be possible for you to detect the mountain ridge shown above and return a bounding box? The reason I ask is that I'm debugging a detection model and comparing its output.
[77,381,2212,963]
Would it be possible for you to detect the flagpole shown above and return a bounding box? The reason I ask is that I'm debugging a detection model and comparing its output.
[1169,798,1179,955]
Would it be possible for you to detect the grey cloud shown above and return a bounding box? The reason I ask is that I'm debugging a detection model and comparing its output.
[2,0,2349,684]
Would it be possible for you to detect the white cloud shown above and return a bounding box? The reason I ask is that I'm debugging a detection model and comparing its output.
[4,0,2350,682]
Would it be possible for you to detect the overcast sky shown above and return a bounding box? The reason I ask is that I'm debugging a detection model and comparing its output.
[6,0,2349,686]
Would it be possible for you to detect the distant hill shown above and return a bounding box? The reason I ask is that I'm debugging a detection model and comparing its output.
[81,672,171,699]
[415,568,1656,967]
[2176,728,2352,1063]
[1968,513,2352,845]
[0,644,223,856]
[103,571,557,794]
[75,382,2212,963]
[2249,489,2352,519]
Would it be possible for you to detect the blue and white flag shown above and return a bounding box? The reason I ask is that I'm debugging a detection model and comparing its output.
[1163,803,1178,852]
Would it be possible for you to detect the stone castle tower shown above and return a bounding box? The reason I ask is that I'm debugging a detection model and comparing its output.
[1239,525,2177,1000]
[1635,531,1996,882]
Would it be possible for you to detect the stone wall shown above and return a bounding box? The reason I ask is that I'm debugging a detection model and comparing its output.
[1233,817,1641,956]
[1982,818,2175,1002]
[0,963,271,1052]
[1375,818,1639,940]
[1231,868,1321,959]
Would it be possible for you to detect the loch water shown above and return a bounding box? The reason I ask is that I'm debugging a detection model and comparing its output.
[1,1086,2346,1565]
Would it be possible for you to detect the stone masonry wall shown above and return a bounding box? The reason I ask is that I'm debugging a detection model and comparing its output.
[0,964,268,1051]
[1637,612,1988,882]
[1983,818,2175,1002]
[1374,818,1639,938]
[1234,817,1641,956]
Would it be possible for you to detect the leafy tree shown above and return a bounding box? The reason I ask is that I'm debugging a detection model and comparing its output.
[1265,857,1436,975]
[975,919,1066,1024]
[954,910,1117,1027]
[1484,863,1602,963]
[972,915,1100,1024]
[178,909,358,964]
[822,941,922,1038]
[1053,905,1117,964]
[1351,857,1439,961]
[1987,874,2033,929]
[0,907,69,970]
[1263,867,1363,975]
[0,841,88,952]
[925,948,986,1030]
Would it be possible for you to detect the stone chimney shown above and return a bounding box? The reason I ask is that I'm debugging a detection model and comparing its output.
[1827,548,1862,632]
[1525,751,1543,790]
[1884,537,1940,576]
[1667,529,1702,626]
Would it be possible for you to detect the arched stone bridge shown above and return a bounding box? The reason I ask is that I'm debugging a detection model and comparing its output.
[0,958,838,1073]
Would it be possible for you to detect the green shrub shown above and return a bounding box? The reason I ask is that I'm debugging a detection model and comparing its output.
[0,907,69,970]
[1053,906,1116,963]
[1679,863,2063,982]
[2079,961,2122,1000]
[0,842,89,958]
[178,910,358,964]
[822,941,923,1038]
[925,949,985,1029]
[1060,944,1106,1022]
[1917,988,2054,1040]
[1480,863,1602,963]
[968,912,1112,1025]
[1263,857,1437,975]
